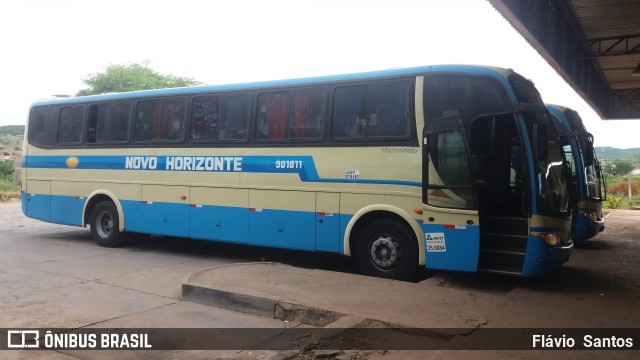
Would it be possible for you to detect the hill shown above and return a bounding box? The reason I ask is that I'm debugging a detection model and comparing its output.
[0,125,24,154]
[595,147,640,163]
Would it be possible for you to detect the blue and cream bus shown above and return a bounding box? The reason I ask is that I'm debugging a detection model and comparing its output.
[22,65,572,280]
[547,104,605,241]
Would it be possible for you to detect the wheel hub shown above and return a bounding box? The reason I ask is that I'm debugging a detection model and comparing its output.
[96,211,113,238]
[370,235,399,269]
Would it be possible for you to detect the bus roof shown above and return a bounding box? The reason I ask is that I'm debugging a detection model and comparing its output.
[31,64,516,107]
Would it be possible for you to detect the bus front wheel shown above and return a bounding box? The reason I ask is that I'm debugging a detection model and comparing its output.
[90,201,125,247]
[356,219,417,281]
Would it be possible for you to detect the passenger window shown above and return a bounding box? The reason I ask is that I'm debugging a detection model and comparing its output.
[135,98,186,142]
[191,94,249,141]
[332,81,411,139]
[28,107,55,147]
[256,89,325,141]
[95,102,132,143]
[58,106,85,144]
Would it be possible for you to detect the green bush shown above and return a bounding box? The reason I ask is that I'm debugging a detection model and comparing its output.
[605,195,624,209]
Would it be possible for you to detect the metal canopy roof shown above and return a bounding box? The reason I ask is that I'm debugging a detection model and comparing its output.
[489,0,640,120]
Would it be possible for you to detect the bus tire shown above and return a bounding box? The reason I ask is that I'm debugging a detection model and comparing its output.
[356,219,418,281]
[90,201,125,247]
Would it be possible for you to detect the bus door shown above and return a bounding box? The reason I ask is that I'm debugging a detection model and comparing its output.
[422,116,480,272]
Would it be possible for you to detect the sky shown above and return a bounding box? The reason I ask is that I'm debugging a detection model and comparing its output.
[1,0,639,148]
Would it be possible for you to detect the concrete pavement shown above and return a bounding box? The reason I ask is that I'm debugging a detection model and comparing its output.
[182,262,503,331]
[2,199,639,358]
[180,209,640,356]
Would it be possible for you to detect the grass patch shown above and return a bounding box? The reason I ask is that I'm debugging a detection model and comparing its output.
[0,179,20,202]
[0,179,20,192]
[0,191,21,202]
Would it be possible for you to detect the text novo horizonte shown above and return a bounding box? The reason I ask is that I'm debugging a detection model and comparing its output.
[125,156,242,172]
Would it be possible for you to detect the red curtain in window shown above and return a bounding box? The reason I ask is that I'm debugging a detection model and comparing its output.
[294,95,310,138]
[162,105,174,139]
[152,104,162,139]
[267,97,287,139]
[152,103,174,140]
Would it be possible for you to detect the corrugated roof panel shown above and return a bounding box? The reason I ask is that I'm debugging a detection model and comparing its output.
[568,0,640,39]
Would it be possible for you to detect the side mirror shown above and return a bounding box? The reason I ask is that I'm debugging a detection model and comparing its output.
[583,134,595,167]
[532,123,548,161]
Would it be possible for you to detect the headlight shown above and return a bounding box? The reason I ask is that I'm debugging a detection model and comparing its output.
[539,233,559,246]
[584,212,598,222]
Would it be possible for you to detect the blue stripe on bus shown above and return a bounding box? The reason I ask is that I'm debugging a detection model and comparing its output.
[23,155,422,187]
[23,193,347,254]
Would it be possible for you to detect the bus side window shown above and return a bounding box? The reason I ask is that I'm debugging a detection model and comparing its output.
[220,95,249,140]
[28,107,55,147]
[332,81,411,140]
[192,94,250,142]
[135,97,186,142]
[191,96,218,141]
[256,90,324,141]
[96,102,132,143]
[332,85,367,138]
[288,91,324,140]
[58,106,85,145]
[367,82,411,138]
[257,93,288,140]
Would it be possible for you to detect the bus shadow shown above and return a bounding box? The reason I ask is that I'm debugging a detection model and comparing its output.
[424,264,635,298]
[41,230,470,284]
[423,271,521,295]
[517,265,636,297]
[130,234,435,282]
[125,233,364,277]
[46,229,93,243]
[573,240,615,250]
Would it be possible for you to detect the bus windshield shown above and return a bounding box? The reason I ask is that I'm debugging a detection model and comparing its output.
[565,109,604,202]
[577,134,603,201]
[524,111,570,215]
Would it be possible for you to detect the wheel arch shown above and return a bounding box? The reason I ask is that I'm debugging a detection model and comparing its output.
[82,190,125,232]
[343,204,425,266]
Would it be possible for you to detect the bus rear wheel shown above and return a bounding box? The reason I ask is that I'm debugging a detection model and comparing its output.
[90,201,125,247]
[356,219,417,281]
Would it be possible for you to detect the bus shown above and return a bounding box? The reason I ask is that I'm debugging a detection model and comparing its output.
[547,104,605,241]
[22,65,573,280]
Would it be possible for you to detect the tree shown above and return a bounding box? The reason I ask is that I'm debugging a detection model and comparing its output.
[611,160,634,176]
[76,61,201,96]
